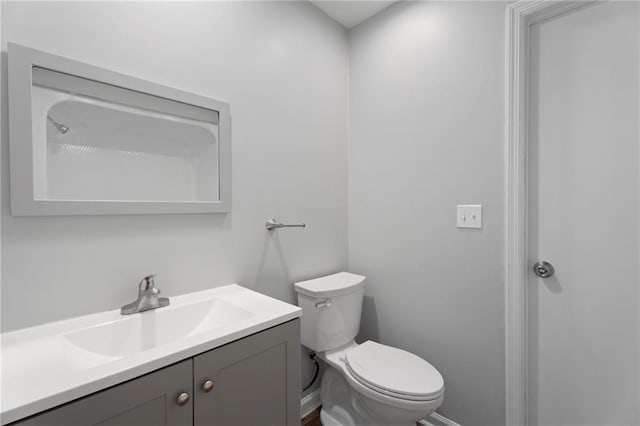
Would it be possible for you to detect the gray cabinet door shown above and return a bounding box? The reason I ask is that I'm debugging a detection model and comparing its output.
[13,360,193,426]
[193,320,301,426]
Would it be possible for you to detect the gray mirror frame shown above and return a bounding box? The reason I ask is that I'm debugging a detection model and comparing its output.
[8,42,231,216]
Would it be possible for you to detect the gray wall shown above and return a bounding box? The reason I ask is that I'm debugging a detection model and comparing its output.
[348,2,506,425]
[0,2,348,336]
[1,0,349,395]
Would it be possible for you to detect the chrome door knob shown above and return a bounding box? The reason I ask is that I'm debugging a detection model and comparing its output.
[202,380,214,393]
[533,261,555,278]
[176,392,190,406]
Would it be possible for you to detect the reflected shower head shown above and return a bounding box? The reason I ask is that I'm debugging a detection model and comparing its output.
[47,115,69,134]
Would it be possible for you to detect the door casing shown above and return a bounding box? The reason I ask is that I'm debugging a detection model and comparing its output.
[504,2,596,425]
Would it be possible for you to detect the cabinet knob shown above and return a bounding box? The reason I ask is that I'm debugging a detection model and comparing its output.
[176,392,190,406]
[202,379,214,393]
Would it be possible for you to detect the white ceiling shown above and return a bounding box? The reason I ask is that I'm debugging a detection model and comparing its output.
[310,1,398,29]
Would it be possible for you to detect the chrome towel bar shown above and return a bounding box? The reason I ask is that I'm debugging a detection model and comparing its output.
[266,218,306,231]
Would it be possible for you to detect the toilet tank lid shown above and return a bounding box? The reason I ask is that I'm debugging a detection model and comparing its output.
[294,272,366,298]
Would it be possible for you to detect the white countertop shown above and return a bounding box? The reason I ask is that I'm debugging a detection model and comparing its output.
[0,284,301,425]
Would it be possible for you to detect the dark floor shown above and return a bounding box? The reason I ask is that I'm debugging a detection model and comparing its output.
[301,408,427,426]
[301,407,322,426]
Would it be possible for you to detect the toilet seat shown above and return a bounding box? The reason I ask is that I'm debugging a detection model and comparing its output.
[345,341,444,402]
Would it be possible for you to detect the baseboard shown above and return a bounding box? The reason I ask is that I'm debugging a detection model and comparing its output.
[418,412,462,426]
[300,388,321,418]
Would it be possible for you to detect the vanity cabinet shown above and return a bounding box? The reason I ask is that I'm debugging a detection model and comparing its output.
[12,320,300,426]
[194,319,299,425]
[12,360,193,426]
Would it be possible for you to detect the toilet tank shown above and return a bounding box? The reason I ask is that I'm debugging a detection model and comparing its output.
[294,272,366,352]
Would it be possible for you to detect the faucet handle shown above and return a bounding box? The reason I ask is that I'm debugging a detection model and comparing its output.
[139,274,157,291]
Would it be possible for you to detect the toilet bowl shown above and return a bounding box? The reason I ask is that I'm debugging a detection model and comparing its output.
[319,340,444,426]
[295,272,444,426]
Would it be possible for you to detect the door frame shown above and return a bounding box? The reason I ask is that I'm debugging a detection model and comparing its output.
[504,2,595,425]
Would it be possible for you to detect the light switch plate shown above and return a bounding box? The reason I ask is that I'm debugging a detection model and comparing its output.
[457,204,482,229]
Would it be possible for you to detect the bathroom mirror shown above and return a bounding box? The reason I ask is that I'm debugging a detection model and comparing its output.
[8,43,231,215]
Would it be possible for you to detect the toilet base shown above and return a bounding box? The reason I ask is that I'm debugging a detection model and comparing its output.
[320,406,355,426]
[320,367,438,426]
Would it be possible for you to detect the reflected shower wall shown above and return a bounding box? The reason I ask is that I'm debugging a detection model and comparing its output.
[30,68,220,203]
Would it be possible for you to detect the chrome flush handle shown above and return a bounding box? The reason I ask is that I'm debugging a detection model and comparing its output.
[315,298,332,309]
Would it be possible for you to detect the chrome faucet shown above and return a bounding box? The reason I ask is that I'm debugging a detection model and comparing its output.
[121,274,170,315]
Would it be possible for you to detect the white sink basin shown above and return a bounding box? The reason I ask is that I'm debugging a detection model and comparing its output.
[64,299,252,358]
[1,284,301,425]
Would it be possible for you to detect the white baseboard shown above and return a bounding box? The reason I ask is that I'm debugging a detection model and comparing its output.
[300,388,321,418]
[301,392,460,426]
[419,412,462,426]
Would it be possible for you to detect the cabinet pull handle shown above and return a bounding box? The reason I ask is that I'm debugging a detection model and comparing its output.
[202,379,214,393]
[176,392,190,406]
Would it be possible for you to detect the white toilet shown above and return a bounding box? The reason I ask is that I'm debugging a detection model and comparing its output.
[295,272,444,426]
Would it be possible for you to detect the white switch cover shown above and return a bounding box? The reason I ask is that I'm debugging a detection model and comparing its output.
[457,205,482,229]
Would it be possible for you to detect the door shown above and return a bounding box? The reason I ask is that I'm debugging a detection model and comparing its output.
[193,319,301,426]
[528,2,640,425]
[14,360,193,426]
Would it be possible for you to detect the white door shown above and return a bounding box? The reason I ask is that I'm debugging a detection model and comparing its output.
[528,2,640,425]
